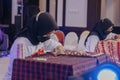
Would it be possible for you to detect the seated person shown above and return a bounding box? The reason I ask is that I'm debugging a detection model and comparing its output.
[4,12,64,80]
[84,18,118,52]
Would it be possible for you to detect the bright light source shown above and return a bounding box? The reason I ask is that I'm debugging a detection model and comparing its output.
[82,62,120,80]
[97,69,119,80]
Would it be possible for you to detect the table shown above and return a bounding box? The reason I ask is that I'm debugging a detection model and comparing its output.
[95,39,120,64]
[12,51,109,80]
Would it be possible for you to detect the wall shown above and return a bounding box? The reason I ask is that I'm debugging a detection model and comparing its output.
[49,0,56,19]
[12,0,18,24]
[39,0,46,12]
[113,0,120,26]
[12,0,120,27]
[101,0,120,26]
[57,0,63,26]
[65,0,87,28]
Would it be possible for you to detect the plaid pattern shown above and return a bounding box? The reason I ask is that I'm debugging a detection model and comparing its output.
[95,40,120,64]
[12,51,108,80]
[95,53,109,64]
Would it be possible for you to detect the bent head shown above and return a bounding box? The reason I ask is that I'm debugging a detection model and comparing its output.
[35,12,58,36]
[102,18,114,34]
[32,12,58,42]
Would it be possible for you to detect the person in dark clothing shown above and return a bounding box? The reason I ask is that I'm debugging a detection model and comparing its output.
[84,18,117,52]
[4,12,64,80]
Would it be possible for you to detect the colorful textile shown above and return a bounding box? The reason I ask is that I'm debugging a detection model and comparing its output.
[95,39,120,64]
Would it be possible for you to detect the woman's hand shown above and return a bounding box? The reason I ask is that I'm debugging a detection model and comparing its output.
[52,45,65,56]
[114,34,120,40]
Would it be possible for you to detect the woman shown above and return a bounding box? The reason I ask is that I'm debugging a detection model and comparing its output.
[84,18,117,52]
[4,12,64,80]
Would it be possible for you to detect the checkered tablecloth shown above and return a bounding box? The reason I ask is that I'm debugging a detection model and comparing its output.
[12,51,109,80]
[95,40,120,64]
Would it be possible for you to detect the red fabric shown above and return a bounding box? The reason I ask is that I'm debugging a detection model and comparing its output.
[95,40,120,63]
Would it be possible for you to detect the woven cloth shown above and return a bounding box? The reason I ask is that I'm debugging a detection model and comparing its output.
[95,39,120,64]
[12,50,108,80]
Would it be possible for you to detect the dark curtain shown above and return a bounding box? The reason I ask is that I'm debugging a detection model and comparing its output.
[0,0,3,24]
[0,0,11,24]
[23,0,39,27]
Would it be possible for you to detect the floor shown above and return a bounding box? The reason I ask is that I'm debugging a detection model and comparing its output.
[0,55,9,80]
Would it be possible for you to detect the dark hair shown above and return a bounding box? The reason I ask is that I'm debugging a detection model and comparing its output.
[85,18,114,45]
[35,12,58,36]
[15,12,58,45]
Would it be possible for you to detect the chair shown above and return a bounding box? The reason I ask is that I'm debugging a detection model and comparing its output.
[0,32,9,57]
[64,32,78,50]
[77,30,90,51]
[54,30,65,45]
